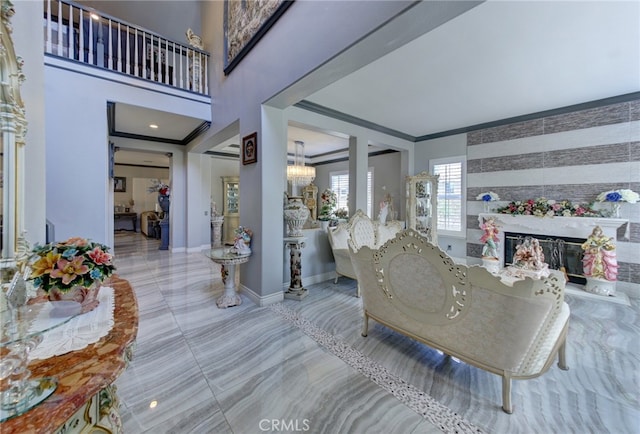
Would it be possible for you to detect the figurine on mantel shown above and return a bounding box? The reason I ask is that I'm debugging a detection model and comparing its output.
[480,217,500,274]
[506,236,550,279]
[581,225,618,296]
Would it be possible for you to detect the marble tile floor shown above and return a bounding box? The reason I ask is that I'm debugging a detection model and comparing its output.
[112,232,640,434]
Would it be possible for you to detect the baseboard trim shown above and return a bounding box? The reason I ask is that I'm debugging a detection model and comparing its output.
[240,284,284,307]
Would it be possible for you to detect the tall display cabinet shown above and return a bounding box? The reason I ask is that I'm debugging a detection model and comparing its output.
[405,172,438,244]
[221,176,239,245]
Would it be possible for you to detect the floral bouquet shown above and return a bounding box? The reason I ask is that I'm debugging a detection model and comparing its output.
[596,189,638,218]
[476,191,500,202]
[28,237,115,293]
[318,188,337,221]
[596,189,639,204]
[334,208,349,219]
[148,179,170,196]
[496,197,602,217]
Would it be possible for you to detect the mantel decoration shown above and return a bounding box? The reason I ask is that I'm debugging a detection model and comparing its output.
[596,189,639,218]
[232,226,252,255]
[476,191,500,213]
[479,217,500,274]
[581,225,618,296]
[28,237,115,313]
[496,198,602,218]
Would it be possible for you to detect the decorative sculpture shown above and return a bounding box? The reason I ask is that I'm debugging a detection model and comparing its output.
[581,225,618,296]
[506,236,550,279]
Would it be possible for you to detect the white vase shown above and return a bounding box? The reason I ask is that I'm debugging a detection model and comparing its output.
[284,197,310,237]
[320,220,330,231]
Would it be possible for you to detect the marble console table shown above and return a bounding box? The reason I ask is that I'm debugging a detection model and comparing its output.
[1,276,138,433]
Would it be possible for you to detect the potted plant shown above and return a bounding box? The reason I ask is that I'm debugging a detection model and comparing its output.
[318,189,337,230]
[28,237,116,312]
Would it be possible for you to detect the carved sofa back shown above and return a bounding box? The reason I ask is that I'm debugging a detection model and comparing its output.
[349,229,570,413]
[327,210,403,296]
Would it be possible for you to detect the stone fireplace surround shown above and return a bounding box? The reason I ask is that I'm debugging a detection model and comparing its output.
[478,213,629,269]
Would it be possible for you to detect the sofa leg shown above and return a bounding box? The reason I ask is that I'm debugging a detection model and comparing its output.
[356,283,361,298]
[334,273,339,284]
[557,339,569,370]
[361,313,369,337]
[501,375,513,414]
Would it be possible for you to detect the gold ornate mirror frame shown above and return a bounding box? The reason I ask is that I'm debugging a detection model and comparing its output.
[1,0,28,277]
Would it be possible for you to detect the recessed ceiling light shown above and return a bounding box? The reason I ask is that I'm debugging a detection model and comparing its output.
[149,124,158,129]
[90,13,100,20]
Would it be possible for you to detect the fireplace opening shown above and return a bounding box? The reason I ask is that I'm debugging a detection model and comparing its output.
[504,232,586,284]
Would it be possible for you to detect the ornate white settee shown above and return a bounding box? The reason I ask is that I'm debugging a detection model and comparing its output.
[348,229,570,413]
[327,210,403,296]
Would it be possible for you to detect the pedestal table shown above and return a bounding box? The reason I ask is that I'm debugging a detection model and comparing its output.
[205,249,251,308]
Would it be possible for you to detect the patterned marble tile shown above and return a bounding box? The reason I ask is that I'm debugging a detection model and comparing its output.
[112,233,640,434]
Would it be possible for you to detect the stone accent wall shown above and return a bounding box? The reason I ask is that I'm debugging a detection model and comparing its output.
[466,99,640,284]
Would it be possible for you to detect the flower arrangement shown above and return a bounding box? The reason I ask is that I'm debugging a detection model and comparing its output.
[476,191,500,202]
[496,198,603,217]
[148,179,170,196]
[318,188,337,221]
[334,208,349,219]
[28,237,115,293]
[596,189,639,204]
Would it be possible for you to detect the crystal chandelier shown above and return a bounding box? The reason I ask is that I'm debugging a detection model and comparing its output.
[287,140,316,190]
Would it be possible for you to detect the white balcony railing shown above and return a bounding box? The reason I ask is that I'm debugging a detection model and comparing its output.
[43,0,209,95]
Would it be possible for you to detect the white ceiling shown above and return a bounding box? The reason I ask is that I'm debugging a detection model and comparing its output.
[113,1,640,166]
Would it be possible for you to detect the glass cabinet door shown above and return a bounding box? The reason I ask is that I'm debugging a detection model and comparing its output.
[406,172,438,244]
[226,181,239,214]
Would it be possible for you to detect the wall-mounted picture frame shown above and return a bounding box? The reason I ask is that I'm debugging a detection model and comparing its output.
[242,132,258,165]
[114,176,126,192]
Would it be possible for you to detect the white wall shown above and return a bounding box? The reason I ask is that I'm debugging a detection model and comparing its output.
[13,1,46,246]
[415,134,468,257]
[44,60,210,248]
[194,0,479,302]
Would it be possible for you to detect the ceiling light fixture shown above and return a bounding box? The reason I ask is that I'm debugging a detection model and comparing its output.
[90,13,100,20]
[286,140,315,194]
[149,124,158,129]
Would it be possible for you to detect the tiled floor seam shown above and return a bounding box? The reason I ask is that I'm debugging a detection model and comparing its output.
[268,302,485,434]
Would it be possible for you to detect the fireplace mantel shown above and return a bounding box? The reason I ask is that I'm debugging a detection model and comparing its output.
[478,213,629,268]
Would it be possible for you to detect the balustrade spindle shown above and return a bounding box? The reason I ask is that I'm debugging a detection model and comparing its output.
[46,0,52,53]
[126,25,131,75]
[67,4,74,59]
[56,0,62,56]
[107,19,113,69]
[117,22,122,72]
[142,31,147,79]
[134,29,139,77]
[79,10,84,62]
[87,14,93,65]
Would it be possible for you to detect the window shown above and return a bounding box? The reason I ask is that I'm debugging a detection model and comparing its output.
[330,169,373,217]
[429,157,466,237]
